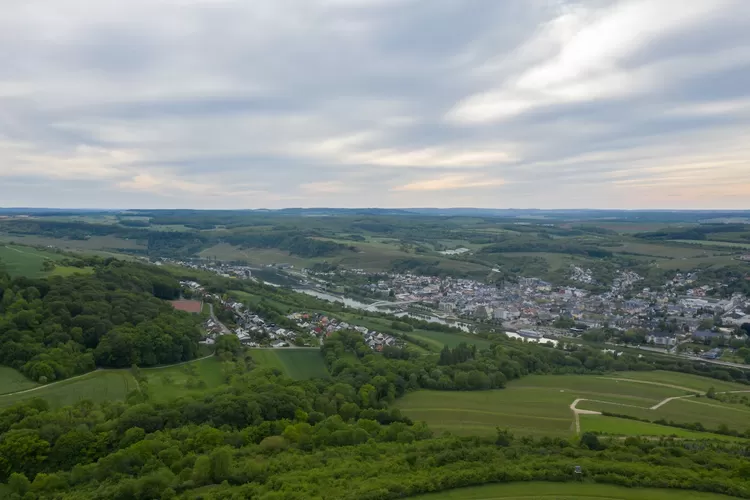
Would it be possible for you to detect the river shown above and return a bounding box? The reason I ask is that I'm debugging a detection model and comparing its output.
[294,288,472,332]
[294,288,558,344]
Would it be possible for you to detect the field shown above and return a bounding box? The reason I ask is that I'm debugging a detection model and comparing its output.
[143,357,226,402]
[0,371,138,409]
[0,244,67,277]
[250,349,329,379]
[0,366,39,395]
[579,415,743,441]
[395,373,750,439]
[408,482,739,500]
[0,234,145,253]
[0,243,98,278]
[673,239,750,249]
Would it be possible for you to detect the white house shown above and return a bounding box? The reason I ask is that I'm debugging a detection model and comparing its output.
[646,333,677,347]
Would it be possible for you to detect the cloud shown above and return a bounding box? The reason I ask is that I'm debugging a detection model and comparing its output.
[0,0,749,209]
[393,175,506,192]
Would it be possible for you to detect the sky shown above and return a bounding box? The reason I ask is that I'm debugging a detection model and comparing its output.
[1,0,750,210]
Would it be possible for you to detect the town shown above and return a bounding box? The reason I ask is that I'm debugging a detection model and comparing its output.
[164,255,750,364]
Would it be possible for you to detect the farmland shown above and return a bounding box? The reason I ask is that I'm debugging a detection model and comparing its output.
[395,373,750,439]
[0,244,66,277]
[249,349,329,379]
[0,370,138,409]
[408,482,739,500]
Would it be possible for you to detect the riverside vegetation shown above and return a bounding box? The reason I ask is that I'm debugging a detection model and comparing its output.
[2,259,750,498]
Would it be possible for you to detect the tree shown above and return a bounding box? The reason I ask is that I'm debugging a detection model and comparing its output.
[7,472,30,495]
[209,447,232,483]
[706,386,717,399]
[191,455,212,486]
[580,432,602,450]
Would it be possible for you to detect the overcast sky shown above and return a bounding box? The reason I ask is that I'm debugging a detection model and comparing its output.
[2,0,749,210]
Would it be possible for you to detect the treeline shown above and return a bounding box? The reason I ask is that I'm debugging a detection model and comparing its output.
[222,232,354,258]
[636,223,749,241]
[0,260,201,381]
[481,240,613,258]
[322,330,660,394]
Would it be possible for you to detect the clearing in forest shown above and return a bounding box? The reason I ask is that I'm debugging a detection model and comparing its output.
[250,349,329,380]
[0,371,138,409]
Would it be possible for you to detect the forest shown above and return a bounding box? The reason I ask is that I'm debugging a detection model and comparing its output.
[0,259,202,381]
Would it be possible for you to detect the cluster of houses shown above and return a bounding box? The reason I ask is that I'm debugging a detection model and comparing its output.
[286,312,400,351]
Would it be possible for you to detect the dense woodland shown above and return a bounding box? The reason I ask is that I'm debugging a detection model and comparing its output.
[0,260,202,381]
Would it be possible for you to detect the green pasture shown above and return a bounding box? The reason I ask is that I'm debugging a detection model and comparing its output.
[407,330,494,351]
[610,370,749,393]
[0,371,138,409]
[0,244,66,277]
[0,366,39,395]
[395,373,748,439]
[579,414,744,441]
[143,357,226,402]
[250,349,329,379]
[408,482,739,500]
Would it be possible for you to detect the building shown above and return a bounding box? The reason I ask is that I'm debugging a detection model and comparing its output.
[692,330,729,342]
[438,302,455,313]
[646,333,677,347]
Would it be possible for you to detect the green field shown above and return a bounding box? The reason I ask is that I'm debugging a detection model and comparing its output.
[579,414,744,441]
[672,239,750,249]
[408,482,739,500]
[408,330,494,350]
[0,366,39,395]
[143,357,226,402]
[0,371,138,409]
[611,370,749,393]
[250,349,329,379]
[0,244,67,277]
[395,373,750,439]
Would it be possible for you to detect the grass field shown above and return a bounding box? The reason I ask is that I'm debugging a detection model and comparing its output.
[579,415,743,441]
[395,373,750,439]
[0,366,39,395]
[611,370,749,393]
[408,482,738,500]
[250,349,329,379]
[0,371,138,409]
[0,234,145,253]
[143,357,225,402]
[0,244,67,277]
[672,239,750,249]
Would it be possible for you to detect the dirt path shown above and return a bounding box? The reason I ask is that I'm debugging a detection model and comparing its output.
[142,354,215,370]
[650,394,695,410]
[0,355,217,398]
[0,369,103,398]
[572,388,750,434]
[570,399,602,434]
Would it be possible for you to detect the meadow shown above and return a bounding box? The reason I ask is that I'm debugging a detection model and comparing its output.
[0,243,97,278]
[408,482,739,500]
[249,349,329,379]
[0,366,39,395]
[143,356,226,402]
[0,371,138,409]
[395,373,750,439]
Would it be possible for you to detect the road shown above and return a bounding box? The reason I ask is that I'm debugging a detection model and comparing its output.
[208,303,231,335]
